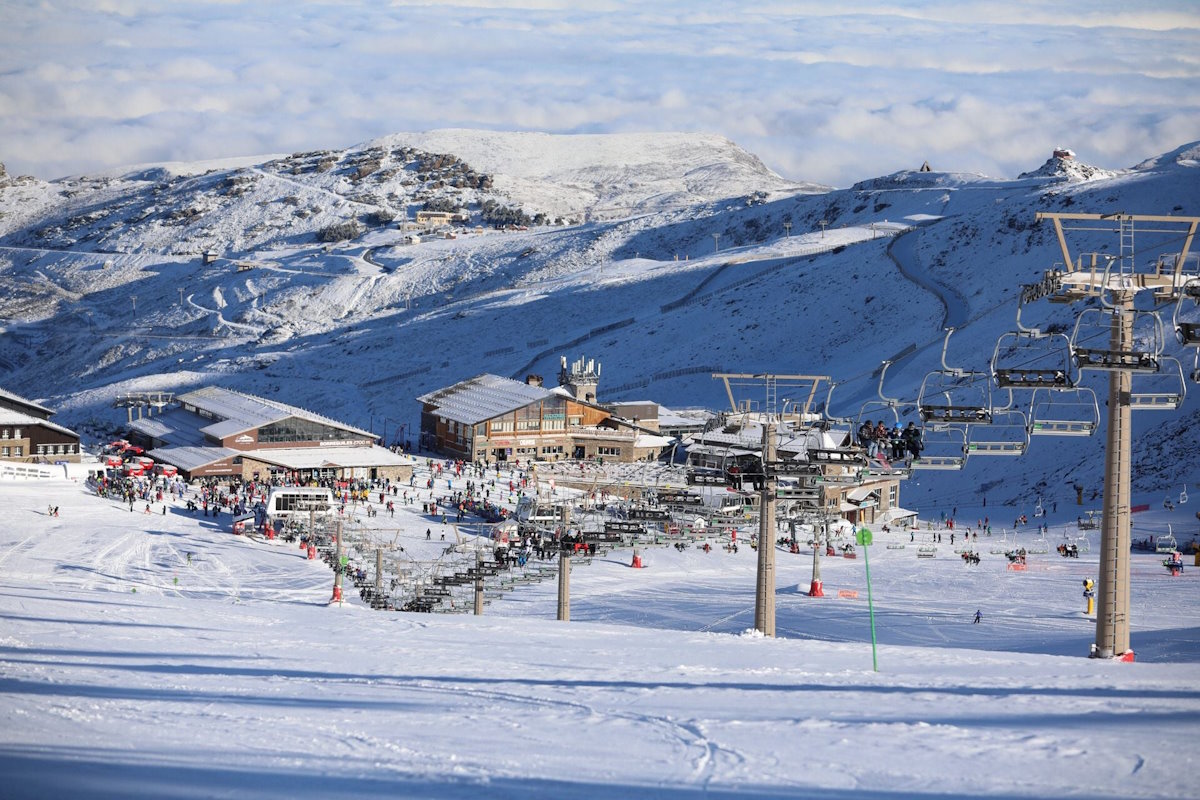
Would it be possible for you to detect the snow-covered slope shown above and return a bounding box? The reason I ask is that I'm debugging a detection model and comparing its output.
[2,469,1198,799]
[377,129,823,218]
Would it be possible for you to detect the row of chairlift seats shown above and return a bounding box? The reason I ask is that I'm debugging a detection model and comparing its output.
[682,277,1200,485]
[850,275,1200,473]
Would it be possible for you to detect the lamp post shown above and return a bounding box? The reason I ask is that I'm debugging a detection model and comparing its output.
[712,233,720,253]
[818,220,828,238]
[783,222,792,238]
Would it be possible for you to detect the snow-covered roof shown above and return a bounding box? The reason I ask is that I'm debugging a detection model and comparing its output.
[846,486,879,503]
[129,407,216,447]
[242,445,412,470]
[176,386,374,439]
[0,387,54,417]
[146,445,240,471]
[0,408,77,438]
[418,374,553,426]
[633,434,673,449]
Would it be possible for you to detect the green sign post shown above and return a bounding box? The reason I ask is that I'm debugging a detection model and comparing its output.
[856,526,879,672]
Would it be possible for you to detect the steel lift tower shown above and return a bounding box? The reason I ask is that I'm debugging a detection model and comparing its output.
[1035,212,1200,660]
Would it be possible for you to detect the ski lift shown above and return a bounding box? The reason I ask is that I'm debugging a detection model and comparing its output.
[858,360,905,429]
[856,361,913,479]
[1128,356,1187,411]
[1155,526,1178,554]
[1174,278,1200,346]
[991,303,1076,389]
[966,406,1029,456]
[1027,386,1100,436]
[1191,350,1200,384]
[1070,307,1165,373]
[908,423,969,471]
[989,528,1012,555]
[1029,526,1049,555]
[918,329,994,424]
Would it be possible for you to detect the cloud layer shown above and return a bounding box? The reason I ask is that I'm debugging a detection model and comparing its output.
[3,1,1198,186]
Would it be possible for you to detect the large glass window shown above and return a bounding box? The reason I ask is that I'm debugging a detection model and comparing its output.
[257,417,363,444]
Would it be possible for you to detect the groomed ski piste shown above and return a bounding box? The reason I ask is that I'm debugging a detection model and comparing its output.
[1,460,1198,799]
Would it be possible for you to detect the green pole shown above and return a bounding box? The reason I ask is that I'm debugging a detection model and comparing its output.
[858,527,879,672]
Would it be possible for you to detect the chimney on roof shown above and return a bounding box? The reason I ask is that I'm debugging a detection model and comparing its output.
[525,374,543,387]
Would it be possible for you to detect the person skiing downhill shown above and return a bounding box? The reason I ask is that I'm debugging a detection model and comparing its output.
[973,609,982,624]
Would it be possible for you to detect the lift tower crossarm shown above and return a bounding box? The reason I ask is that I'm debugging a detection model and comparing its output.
[1035,212,1200,292]
[712,373,831,417]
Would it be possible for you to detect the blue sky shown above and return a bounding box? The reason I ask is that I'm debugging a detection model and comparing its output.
[3,1,1198,185]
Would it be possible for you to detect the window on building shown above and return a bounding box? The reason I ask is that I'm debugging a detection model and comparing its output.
[569,416,582,427]
[517,419,541,431]
[888,485,897,505]
[490,420,513,433]
[13,428,20,439]
[0,428,8,439]
[12,447,22,457]
[542,419,564,430]
[541,445,563,455]
[597,446,621,456]
[257,417,362,444]
[1,446,8,457]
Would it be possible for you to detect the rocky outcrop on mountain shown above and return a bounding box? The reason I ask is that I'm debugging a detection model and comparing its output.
[1018,149,1117,182]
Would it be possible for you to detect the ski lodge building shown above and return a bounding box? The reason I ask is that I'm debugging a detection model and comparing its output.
[684,422,910,529]
[0,387,82,464]
[418,357,674,463]
[127,386,413,482]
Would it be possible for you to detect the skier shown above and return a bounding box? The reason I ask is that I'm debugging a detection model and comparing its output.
[973,609,982,624]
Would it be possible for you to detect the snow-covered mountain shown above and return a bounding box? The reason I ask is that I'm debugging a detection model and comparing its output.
[1,133,1198,512]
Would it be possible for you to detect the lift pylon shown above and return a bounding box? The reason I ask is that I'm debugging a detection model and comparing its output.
[1030,211,1200,660]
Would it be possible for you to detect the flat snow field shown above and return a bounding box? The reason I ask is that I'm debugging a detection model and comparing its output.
[1,476,1198,799]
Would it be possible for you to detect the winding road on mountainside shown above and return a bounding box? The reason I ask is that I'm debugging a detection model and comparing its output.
[887,226,970,331]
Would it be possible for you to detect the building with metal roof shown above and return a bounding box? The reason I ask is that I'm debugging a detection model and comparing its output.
[418,371,667,463]
[127,386,411,482]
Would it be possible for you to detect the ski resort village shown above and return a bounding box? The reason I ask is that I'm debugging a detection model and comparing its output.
[2,130,1200,799]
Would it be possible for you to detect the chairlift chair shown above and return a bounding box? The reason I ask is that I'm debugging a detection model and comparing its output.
[1070,307,1165,374]
[1155,527,1178,554]
[1027,386,1100,437]
[991,303,1076,389]
[918,329,994,424]
[908,423,969,471]
[1176,278,1200,347]
[857,360,912,429]
[966,406,1030,456]
[856,360,914,479]
[1128,356,1187,411]
[1029,526,1049,555]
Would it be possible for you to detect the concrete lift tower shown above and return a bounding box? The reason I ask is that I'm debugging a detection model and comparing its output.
[1034,212,1200,660]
